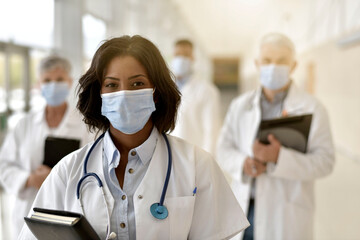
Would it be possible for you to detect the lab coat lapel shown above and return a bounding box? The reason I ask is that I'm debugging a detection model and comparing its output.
[283,83,307,115]
[134,134,170,239]
[249,88,262,157]
[81,138,115,237]
[87,139,114,210]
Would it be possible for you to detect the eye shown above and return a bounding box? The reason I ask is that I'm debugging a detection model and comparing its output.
[43,78,50,83]
[131,81,145,87]
[105,83,118,88]
[57,77,64,82]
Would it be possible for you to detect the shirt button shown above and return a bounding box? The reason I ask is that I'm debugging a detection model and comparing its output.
[128,168,134,174]
[120,222,126,228]
[121,195,126,200]
[138,195,143,199]
[131,151,136,156]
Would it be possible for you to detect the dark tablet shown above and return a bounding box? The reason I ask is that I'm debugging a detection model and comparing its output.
[257,114,313,153]
[43,137,80,168]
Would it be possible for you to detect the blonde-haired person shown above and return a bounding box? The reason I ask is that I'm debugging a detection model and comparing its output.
[0,56,94,239]
[216,33,335,240]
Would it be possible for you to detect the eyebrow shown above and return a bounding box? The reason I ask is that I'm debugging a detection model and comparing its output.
[128,74,147,80]
[103,74,147,81]
[104,76,120,81]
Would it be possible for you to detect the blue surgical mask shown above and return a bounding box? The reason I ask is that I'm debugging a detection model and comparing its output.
[171,56,192,80]
[41,82,70,106]
[101,88,156,135]
[260,65,290,90]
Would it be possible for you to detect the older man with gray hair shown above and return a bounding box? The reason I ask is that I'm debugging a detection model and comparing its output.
[0,55,94,239]
[216,33,335,240]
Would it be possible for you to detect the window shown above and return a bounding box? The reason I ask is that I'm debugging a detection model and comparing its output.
[0,0,54,48]
[82,14,107,68]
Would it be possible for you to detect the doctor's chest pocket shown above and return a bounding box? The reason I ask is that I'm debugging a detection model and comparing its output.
[165,196,196,240]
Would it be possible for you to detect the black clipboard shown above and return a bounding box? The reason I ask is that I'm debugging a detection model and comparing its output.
[43,137,80,168]
[24,208,100,240]
[256,114,313,153]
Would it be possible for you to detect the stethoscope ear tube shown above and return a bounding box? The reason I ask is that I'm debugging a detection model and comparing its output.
[159,133,172,206]
[84,132,106,174]
[150,133,172,220]
[76,173,104,199]
[77,132,106,199]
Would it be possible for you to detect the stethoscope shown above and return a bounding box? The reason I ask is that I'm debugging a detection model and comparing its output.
[76,132,172,239]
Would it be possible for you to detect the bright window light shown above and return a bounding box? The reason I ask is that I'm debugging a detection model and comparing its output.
[0,0,54,48]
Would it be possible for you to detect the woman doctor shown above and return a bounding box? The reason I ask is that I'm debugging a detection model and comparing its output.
[0,56,93,239]
[18,36,249,240]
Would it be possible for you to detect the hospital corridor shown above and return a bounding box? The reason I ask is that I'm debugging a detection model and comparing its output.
[0,0,360,239]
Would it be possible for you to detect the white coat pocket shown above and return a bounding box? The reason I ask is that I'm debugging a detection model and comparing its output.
[165,196,196,240]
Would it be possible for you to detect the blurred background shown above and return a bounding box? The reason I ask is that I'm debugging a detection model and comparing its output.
[0,0,359,239]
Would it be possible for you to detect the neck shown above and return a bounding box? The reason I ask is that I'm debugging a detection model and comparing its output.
[45,102,67,128]
[109,120,154,153]
[46,102,67,115]
[262,81,291,102]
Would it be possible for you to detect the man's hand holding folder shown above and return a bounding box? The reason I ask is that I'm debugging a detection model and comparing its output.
[253,114,313,166]
[253,134,281,164]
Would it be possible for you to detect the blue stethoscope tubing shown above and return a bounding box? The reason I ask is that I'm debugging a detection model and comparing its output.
[76,131,172,221]
[150,132,172,219]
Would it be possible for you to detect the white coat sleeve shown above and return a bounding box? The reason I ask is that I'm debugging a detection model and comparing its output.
[17,164,67,240]
[201,85,222,155]
[189,151,249,240]
[0,120,31,197]
[267,103,335,180]
[216,101,249,184]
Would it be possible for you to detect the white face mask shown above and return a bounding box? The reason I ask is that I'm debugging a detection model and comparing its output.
[260,65,290,90]
[41,82,70,106]
[101,88,156,135]
[171,56,192,79]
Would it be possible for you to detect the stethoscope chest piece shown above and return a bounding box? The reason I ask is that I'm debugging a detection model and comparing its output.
[150,203,168,219]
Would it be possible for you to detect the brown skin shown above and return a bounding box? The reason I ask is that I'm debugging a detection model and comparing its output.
[101,55,155,189]
[26,67,72,189]
[244,43,297,177]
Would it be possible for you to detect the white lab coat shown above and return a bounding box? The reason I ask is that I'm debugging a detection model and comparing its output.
[0,105,94,239]
[216,83,335,240]
[18,133,249,240]
[171,77,221,155]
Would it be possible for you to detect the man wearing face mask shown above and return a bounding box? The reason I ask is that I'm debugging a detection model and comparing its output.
[0,56,94,239]
[170,39,221,155]
[216,33,335,240]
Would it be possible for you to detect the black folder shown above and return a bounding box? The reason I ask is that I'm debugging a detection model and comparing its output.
[257,114,313,153]
[24,208,100,240]
[43,137,80,168]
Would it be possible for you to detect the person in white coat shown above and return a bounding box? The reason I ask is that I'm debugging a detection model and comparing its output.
[0,56,94,239]
[216,33,335,240]
[18,35,249,240]
[170,39,221,155]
